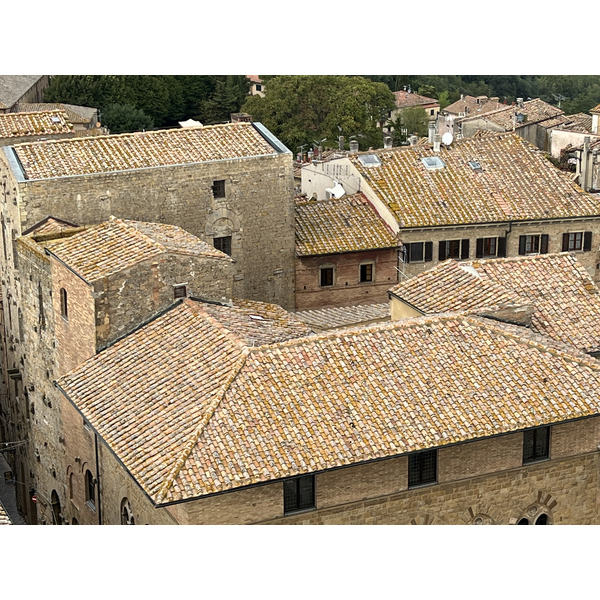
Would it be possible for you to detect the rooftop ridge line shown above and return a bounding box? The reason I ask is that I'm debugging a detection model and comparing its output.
[155,348,251,505]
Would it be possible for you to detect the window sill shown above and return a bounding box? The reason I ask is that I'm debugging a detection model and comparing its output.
[284,506,316,517]
[408,480,437,490]
[522,456,550,466]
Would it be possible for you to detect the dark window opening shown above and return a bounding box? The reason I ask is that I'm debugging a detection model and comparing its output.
[523,426,550,464]
[283,475,315,514]
[519,234,549,255]
[212,180,226,198]
[408,449,437,488]
[213,236,232,256]
[255,84,262,92]
[173,285,187,299]
[85,470,95,509]
[439,239,469,261]
[320,267,334,287]
[535,513,549,525]
[562,231,592,252]
[38,282,45,330]
[405,241,433,263]
[360,263,373,283]
[60,288,68,320]
[517,518,529,525]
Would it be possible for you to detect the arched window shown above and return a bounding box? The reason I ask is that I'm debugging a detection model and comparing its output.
[517,518,529,525]
[51,490,61,525]
[85,470,95,509]
[535,513,549,525]
[120,498,135,525]
[69,472,74,499]
[60,288,68,320]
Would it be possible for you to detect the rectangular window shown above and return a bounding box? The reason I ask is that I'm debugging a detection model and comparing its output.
[320,267,334,287]
[408,450,437,488]
[439,239,469,261]
[212,180,226,198]
[523,426,550,464]
[173,285,187,299]
[359,263,374,283]
[476,237,507,258]
[213,236,232,256]
[562,231,592,252]
[405,241,433,263]
[519,234,549,255]
[283,475,315,514]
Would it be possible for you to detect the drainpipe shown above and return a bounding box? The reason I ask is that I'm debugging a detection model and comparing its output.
[94,433,102,525]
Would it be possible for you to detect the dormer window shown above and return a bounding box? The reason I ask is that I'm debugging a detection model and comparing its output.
[173,285,187,299]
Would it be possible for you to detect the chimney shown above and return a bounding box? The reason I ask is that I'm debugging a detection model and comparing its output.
[490,97,499,103]
[517,98,524,108]
[349,140,359,154]
[409,135,418,146]
[460,94,464,101]
[231,112,252,123]
[383,135,393,149]
[338,136,345,151]
[433,134,441,153]
[592,113,599,135]
[428,121,436,144]
[581,137,593,192]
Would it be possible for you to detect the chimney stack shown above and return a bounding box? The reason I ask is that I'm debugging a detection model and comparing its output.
[581,137,593,192]
[349,140,359,154]
[433,134,441,153]
[338,136,345,151]
[517,98,524,108]
[409,135,418,146]
[383,135,393,149]
[428,121,436,144]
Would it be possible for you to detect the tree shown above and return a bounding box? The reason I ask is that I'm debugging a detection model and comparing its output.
[242,75,395,151]
[388,106,429,145]
[101,103,154,134]
[200,76,250,124]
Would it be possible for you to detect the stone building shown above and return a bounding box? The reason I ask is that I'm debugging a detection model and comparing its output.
[0,76,49,113]
[0,109,77,146]
[301,132,600,283]
[0,217,235,524]
[388,252,600,356]
[295,193,400,310]
[0,121,295,309]
[54,302,600,525]
[11,103,100,131]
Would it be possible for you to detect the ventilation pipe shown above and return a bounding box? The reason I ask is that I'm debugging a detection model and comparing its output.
[428,121,436,144]
[433,134,441,153]
[349,140,359,154]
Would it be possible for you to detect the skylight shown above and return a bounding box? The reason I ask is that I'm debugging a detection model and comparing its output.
[421,156,445,170]
[468,160,482,171]
[358,154,382,168]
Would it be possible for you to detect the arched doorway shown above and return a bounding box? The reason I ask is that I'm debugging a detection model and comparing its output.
[50,490,61,525]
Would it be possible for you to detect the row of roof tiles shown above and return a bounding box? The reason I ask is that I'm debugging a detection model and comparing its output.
[0,109,73,139]
[390,252,600,353]
[56,296,600,504]
[11,122,281,180]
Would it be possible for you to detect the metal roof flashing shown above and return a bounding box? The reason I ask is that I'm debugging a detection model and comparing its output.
[2,147,26,182]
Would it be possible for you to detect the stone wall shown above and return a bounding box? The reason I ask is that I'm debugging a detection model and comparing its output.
[93,252,234,349]
[295,248,399,310]
[114,416,600,525]
[12,153,295,308]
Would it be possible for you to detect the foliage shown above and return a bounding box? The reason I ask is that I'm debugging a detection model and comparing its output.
[43,75,250,130]
[100,103,154,134]
[242,75,395,152]
[387,107,429,145]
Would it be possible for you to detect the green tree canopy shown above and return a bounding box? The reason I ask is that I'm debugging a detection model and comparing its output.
[242,75,395,152]
[100,103,154,134]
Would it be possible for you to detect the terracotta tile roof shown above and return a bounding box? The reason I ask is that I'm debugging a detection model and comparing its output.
[460,98,563,130]
[12,122,280,180]
[349,133,600,227]
[58,298,600,504]
[393,90,439,108]
[247,75,263,84]
[0,76,45,109]
[295,193,399,255]
[444,95,504,116]
[57,298,315,502]
[389,253,600,353]
[0,501,12,525]
[0,110,73,139]
[44,217,229,282]
[14,103,97,125]
[295,302,390,331]
[541,113,593,133]
[22,216,79,237]
[590,104,600,114]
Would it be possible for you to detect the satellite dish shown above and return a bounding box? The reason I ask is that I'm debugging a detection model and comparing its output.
[442,132,454,146]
